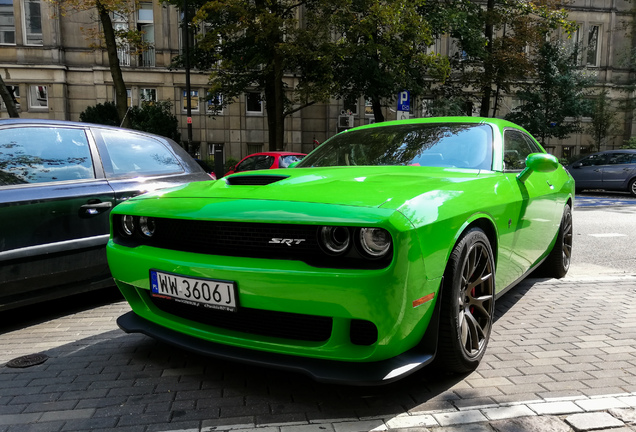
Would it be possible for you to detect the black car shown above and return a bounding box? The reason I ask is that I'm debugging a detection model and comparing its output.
[0,119,212,311]
[566,149,636,196]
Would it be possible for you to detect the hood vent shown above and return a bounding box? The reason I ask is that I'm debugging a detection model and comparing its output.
[226,175,288,186]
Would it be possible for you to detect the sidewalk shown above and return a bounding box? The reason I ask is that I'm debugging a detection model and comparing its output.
[1,272,636,432]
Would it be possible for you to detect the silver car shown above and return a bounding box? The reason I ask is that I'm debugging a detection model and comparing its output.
[566,149,636,196]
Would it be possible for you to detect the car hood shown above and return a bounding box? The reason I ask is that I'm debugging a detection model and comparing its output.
[140,166,485,210]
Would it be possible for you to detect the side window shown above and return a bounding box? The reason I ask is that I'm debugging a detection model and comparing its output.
[97,129,184,178]
[607,153,633,165]
[279,155,305,168]
[579,153,609,167]
[0,127,94,185]
[503,130,541,170]
[236,155,274,172]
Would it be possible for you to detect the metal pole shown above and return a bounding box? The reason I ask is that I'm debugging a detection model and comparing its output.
[183,0,193,154]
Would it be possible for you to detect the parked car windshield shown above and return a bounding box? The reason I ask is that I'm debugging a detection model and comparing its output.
[297,123,493,170]
[279,154,305,168]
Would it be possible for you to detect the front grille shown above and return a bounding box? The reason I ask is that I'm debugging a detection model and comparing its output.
[148,292,332,342]
[151,220,318,259]
[115,219,391,269]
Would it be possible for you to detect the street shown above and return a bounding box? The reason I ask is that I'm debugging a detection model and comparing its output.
[1,192,635,432]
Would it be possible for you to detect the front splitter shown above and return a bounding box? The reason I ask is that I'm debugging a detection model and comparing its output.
[117,311,434,386]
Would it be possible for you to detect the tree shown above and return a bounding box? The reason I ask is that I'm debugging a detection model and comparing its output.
[79,101,120,125]
[314,0,450,123]
[505,42,593,146]
[166,0,334,151]
[80,100,181,141]
[129,101,181,142]
[421,0,575,118]
[46,0,152,128]
[586,90,618,152]
[0,74,19,118]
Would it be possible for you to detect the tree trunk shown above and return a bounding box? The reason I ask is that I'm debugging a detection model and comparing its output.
[97,1,130,128]
[264,54,285,150]
[0,74,19,117]
[372,97,384,122]
[480,0,496,118]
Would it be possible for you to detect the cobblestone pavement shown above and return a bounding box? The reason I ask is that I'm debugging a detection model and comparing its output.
[1,272,636,432]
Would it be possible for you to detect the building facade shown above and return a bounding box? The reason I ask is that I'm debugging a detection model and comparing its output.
[1,0,635,163]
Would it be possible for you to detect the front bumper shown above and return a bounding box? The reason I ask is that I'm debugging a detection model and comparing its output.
[117,310,435,385]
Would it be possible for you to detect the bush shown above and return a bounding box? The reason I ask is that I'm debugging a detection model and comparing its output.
[129,101,181,142]
[80,100,181,143]
[225,157,239,173]
[79,102,119,126]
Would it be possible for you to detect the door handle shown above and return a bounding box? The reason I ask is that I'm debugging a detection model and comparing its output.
[80,201,113,215]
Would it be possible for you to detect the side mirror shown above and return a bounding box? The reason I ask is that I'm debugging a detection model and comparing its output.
[288,161,300,168]
[572,162,583,169]
[517,153,559,183]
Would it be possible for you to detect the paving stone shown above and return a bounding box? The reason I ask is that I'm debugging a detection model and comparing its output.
[332,419,388,432]
[432,410,488,426]
[608,408,636,424]
[565,412,625,431]
[482,405,536,421]
[490,415,572,432]
[384,414,437,429]
[528,401,584,415]
[575,397,631,411]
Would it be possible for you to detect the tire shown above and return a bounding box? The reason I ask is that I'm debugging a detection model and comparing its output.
[436,228,495,373]
[629,178,636,197]
[540,204,573,279]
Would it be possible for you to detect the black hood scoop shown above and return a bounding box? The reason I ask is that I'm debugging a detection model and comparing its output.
[226,175,289,186]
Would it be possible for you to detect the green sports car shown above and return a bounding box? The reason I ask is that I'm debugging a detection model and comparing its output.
[107,117,574,385]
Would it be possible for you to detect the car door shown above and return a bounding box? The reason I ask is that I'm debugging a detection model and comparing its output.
[601,152,636,191]
[569,153,609,189]
[502,129,558,273]
[0,124,116,309]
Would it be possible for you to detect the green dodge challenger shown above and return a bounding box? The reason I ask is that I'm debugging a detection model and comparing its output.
[107,117,574,384]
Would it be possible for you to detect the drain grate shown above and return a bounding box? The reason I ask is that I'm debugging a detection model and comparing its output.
[6,353,49,368]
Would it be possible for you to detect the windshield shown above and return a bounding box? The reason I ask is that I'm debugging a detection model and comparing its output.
[297,123,493,170]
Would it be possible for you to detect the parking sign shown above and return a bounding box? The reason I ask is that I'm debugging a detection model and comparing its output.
[397,91,410,112]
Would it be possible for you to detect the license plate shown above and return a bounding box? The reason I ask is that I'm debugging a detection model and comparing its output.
[150,270,238,312]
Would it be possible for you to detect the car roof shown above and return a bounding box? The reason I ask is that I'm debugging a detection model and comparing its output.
[0,118,169,140]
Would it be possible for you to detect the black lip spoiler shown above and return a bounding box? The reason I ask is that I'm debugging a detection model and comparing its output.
[117,311,434,386]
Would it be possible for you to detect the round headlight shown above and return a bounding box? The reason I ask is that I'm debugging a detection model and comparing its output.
[319,226,351,255]
[139,217,156,237]
[121,215,135,236]
[359,228,391,258]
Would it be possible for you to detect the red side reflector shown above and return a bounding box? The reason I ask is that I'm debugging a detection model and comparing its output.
[413,293,435,308]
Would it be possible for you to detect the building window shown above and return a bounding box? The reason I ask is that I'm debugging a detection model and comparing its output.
[139,88,156,105]
[247,143,263,154]
[182,89,199,112]
[562,146,572,159]
[246,92,262,114]
[1,85,20,111]
[343,98,358,116]
[0,0,15,44]
[113,11,130,66]
[364,98,373,116]
[28,85,47,109]
[23,0,41,45]
[137,2,154,67]
[587,25,600,67]
[207,92,223,115]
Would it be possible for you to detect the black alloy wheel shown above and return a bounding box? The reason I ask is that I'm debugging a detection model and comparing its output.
[540,203,573,279]
[436,227,495,373]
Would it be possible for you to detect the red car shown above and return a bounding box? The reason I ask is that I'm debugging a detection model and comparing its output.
[225,151,306,176]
